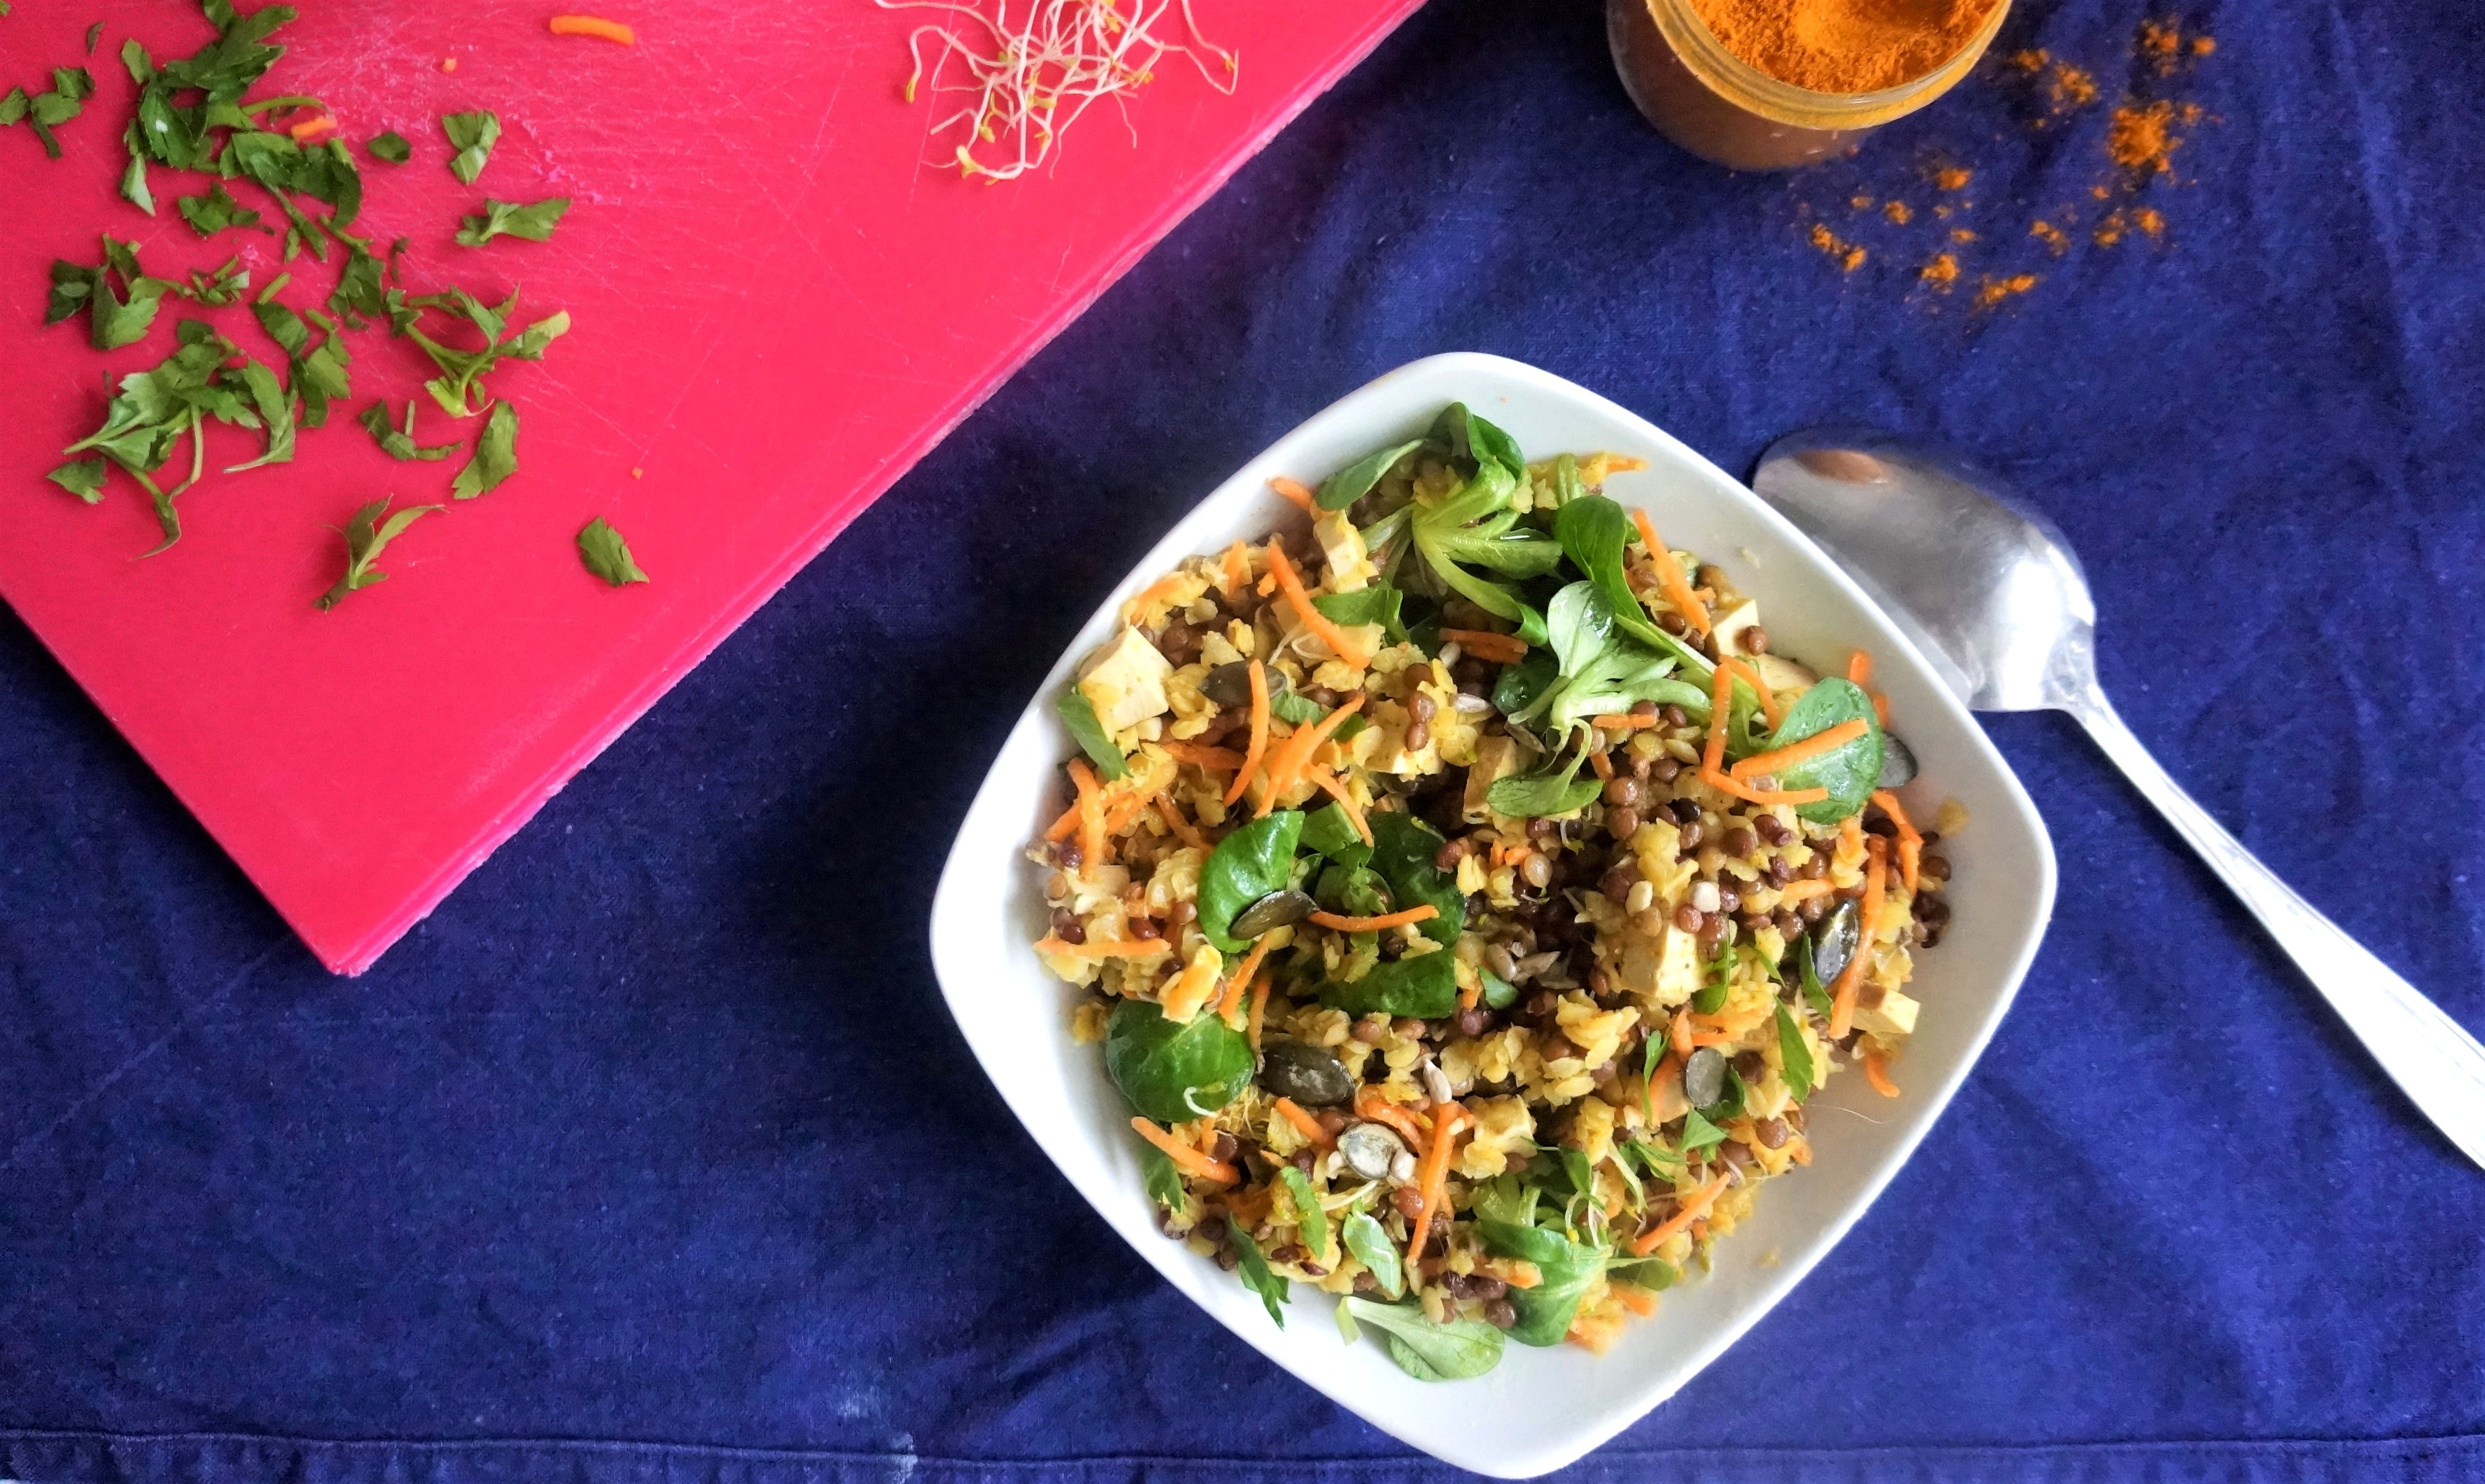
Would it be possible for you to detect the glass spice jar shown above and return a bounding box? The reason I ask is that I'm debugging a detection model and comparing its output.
[1608,0,2012,171]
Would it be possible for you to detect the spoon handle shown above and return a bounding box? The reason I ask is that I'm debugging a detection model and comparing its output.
[2068,684,2485,1169]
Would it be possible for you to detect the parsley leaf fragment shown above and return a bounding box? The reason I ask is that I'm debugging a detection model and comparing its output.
[2,64,94,158]
[357,399,462,462]
[316,496,441,611]
[365,128,408,162]
[576,517,649,587]
[47,458,110,504]
[440,108,499,183]
[455,195,569,246]
[449,400,517,498]
[251,284,352,431]
[404,287,567,417]
[173,255,250,306]
[59,320,287,552]
[46,235,171,350]
[176,180,263,236]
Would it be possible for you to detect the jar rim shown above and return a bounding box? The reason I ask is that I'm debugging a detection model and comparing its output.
[1645,0,2012,128]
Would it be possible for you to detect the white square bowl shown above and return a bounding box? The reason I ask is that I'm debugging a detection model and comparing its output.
[928,352,2057,1477]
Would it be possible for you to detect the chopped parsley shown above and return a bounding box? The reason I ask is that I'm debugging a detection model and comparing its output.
[454,195,569,246]
[316,497,441,610]
[576,518,650,587]
[440,108,498,183]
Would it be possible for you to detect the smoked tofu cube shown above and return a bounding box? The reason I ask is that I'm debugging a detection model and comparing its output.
[1709,599,1761,660]
[1855,987,1920,1040]
[1312,511,1376,592]
[1617,923,1701,1007]
[1077,626,1173,734]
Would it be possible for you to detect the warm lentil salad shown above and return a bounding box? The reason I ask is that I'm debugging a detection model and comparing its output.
[1027,404,1957,1379]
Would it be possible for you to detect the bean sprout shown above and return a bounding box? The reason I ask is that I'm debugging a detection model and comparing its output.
[877,0,1238,181]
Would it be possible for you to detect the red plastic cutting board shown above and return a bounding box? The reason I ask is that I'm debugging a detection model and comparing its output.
[0,0,1422,972]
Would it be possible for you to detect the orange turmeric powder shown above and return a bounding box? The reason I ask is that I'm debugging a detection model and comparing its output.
[1688,0,2003,94]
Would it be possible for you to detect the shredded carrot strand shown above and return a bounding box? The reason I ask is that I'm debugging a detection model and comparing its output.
[286,113,336,141]
[1629,1173,1732,1255]
[1264,542,1370,668]
[1356,1089,1432,1147]
[1669,1009,1695,1057]
[1255,693,1365,818]
[1223,660,1271,807]
[1161,742,1245,771]
[1131,1117,1238,1183]
[1156,790,1210,852]
[1307,903,1439,933]
[1790,1139,1812,1166]
[1828,837,1888,1039]
[1873,691,1890,726]
[1068,759,1107,867]
[1872,788,1923,894]
[1611,1284,1660,1317]
[1218,540,1250,599]
[1270,476,1316,512]
[1731,719,1868,780]
[1718,656,1785,730]
[1702,768,1830,807]
[1589,713,1665,731]
[1045,798,1080,842]
[548,14,635,43]
[1588,748,1614,781]
[1863,1048,1901,1098]
[1033,936,1171,959]
[1103,789,1154,836]
[1481,1257,1542,1289]
[1841,814,1864,858]
[1438,628,1528,663]
[1272,1096,1334,1148]
[1158,947,1224,1022]
[1305,766,1372,845]
[1246,975,1272,1050]
[1218,935,1277,1021]
[1458,966,1483,1011]
[1847,649,1873,687]
[1404,1102,1467,1266]
[1773,878,1834,904]
[1121,572,1191,624]
[1631,509,1712,637]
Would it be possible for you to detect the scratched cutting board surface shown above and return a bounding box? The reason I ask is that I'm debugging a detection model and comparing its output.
[0,0,1423,972]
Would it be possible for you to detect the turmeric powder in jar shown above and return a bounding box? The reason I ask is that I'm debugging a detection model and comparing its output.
[1609,0,2010,170]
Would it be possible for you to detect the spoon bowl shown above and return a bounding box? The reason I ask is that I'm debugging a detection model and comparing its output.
[1753,428,2485,1170]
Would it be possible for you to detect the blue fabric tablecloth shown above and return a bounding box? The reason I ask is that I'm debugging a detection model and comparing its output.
[5,1,2482,1480]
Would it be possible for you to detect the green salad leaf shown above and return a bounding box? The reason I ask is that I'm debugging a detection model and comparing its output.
[1312,582,1402,636]
[1299,801,1372,868]
[1105,1000,1255,1123]
[1775,1002,1816,1103]
[1316,438,1421,512]
[1230,1228,1289,1328]
[1341,1297,1505,1380]
[1476,1190,1611,1347]
[1365,812,1464,946]
[1320,951,1456,1019]
[576,517,650,587]
[1054,688,1128,782]
[1341,1210,1403,1299]
[1761,678,1885,823]
[1139,1140,1190,1220]
[1196,810,1303,952]
[1277,1165,1331,1265]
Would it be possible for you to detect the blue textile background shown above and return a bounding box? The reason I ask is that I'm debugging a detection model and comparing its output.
[4,0,2482,1481]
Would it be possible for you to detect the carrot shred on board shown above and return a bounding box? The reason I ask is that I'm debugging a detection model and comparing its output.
[1270,476,1316,512]
[1219,540,1251,599]
[1161,742,1245,771]
[286,113,336,141]
[548,14,636,43]
[1404,1102,1467,1266]
[1829,837,1888,1039]
[1612,1285,1660,1317]
[1438,628,1528,663]
[1631,509,1712,637]
[1588,748,1614,781]
[1272,1097,1334,1147]
[1718,657,1785,730]
[1305,766,1373,844]
[1629,1173,1732,1255]
[1156,790,1210,852]
[1131,1117,1238,1183]
[1307,903,1439,933]
[1774,878,1834,904]
[1264,542,1370,668]
[1033,936,1172,959]
[1254,693,1365,818]
[1068,758,1107,867]
[1223,660,1272,807]
[1589,713,1665,731]
[1218,937,1275,1025]
[1701,767,1829,807]
[1246,975,1273,1050]
[1701,663,1733,775]
[1863,1048,1902,1098]
[1872,788,1923,893]
[1731,720,1868,780]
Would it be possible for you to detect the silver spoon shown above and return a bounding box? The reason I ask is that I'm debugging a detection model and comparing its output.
[1752,428,2485,1169]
